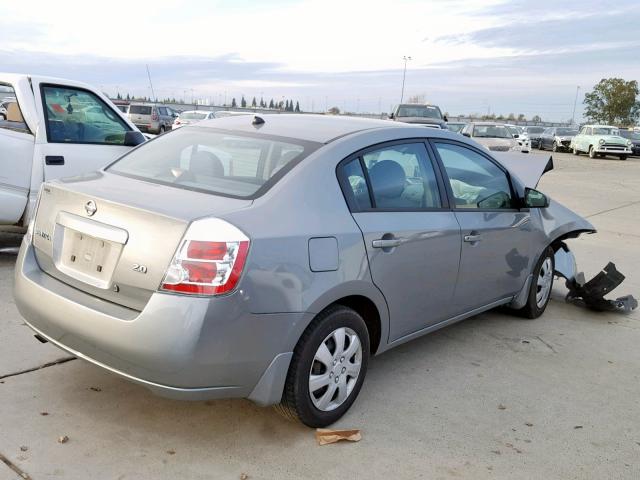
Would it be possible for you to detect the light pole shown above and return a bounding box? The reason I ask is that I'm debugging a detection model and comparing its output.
[571,85,581,126]
[400,56,412,104]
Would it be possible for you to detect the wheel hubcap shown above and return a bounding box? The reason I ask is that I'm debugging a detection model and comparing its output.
[536,257,553,308]
[309,327,362,412]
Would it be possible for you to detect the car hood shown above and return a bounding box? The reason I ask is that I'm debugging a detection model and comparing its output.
[492,152,554,188]
[396,117,445,126]
[597,135,628,144]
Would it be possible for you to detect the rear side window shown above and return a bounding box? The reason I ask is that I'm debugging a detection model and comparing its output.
[0,84,31,134]
[129,105,152,115]
[340,159,372,210]
[42,85,129,144]
[108,127,320,198]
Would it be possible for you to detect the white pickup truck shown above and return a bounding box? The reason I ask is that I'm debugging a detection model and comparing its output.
[0,74,145,229]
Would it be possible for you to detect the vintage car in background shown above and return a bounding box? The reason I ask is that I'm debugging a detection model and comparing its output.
[570,125,633,160]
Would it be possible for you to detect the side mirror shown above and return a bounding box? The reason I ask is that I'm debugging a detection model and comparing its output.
[123,130,146,147]
[388,113,395,120]
[462,132,471,137]
[513,134,519,138]
[443,115,448,122]
[523,188,549,208]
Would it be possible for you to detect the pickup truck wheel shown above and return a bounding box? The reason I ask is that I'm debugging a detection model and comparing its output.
[514,246,555,319]
[552,142,558,152]
[588,146,596,158]
[275,305,369,427]
[619,155,628,160]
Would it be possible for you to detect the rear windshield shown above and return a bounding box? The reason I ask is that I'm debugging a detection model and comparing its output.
[129,105,152,115]
[181,112,207,120]
[108,127,320,198]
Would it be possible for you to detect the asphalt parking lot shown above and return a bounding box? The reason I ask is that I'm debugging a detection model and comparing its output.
[1,150,638,480]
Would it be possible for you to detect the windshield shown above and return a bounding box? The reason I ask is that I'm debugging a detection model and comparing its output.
[617,130,640,140]
[396,105,442,119]
[593,127,619,135]
[108,127,320,198]
[181,112,207,120]
[556,128,578,136]
[526,127,545,134]
[472,125,511,139]
[447,123,465,133]
[129,105,152,115]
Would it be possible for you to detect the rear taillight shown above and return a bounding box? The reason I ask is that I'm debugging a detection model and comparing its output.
[175,119,181,124]
[160,218,249,296]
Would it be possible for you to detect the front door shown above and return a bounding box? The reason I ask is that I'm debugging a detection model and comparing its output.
[431,141,533,314]
[338,141,461,342]
[33,82,135,184]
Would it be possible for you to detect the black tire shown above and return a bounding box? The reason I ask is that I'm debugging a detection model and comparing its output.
[538,140,543,150]
[515,246,555,319]
[159,125,166,134]
[589,146,596,158]
[552,141,558,152]
[275,305,370,427]
[619,155,628,160]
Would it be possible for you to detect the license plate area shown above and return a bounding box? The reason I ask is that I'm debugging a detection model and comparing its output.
[52,212,128,289]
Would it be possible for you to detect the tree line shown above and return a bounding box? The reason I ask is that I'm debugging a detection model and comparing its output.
[114,92,302,111]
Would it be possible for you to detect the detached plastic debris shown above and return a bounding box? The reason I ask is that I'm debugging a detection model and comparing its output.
[564,262,638,313]
[315,428,361,445]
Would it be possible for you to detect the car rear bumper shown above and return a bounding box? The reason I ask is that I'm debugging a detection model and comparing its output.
[14,239,305,404]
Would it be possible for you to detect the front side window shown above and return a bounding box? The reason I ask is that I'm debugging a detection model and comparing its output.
[434,143,514,209]
[0,84,30,134]
[361,143,441,210]
[109,127,318,198]
[42,85,129,144]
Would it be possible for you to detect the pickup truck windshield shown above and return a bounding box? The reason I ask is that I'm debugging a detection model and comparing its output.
[108,127,320,199]
[397,105,442,119]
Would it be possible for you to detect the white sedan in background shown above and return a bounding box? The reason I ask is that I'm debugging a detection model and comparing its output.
[173,110,216,129]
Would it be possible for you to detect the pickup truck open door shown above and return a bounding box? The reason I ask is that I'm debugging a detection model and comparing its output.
[0,74,144,227]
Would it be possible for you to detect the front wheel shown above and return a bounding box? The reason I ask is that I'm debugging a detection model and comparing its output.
[589,146,597,158]
[515,246,555,319]
[275,305,370,427]
[572,146,580,155]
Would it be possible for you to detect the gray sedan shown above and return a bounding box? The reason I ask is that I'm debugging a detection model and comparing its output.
[14,115,594,427]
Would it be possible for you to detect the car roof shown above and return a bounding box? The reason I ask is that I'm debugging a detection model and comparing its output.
[196,114,408,143]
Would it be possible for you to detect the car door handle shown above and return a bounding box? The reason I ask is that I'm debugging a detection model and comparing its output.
[372,238,402,248]
[463,234,482,243]
[45,156,65,165]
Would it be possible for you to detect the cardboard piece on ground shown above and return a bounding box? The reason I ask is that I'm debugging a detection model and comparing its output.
[315,428,361,445]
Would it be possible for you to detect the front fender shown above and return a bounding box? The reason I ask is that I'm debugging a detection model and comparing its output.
[539,198,595,244]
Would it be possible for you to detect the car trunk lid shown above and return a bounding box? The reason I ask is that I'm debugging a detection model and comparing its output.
[32,172,252,311]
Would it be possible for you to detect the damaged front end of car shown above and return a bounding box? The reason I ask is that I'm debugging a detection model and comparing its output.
[494,152,637,314]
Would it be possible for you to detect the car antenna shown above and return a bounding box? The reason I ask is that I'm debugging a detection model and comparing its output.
[252,115,265,127]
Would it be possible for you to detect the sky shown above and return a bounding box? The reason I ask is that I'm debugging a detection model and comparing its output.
[1,0,639,121]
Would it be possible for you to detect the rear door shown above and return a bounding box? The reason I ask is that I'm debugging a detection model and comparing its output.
[32,81,138,182]
[338,141,461,342]
[0,80,35,224]
[431,141,533,314]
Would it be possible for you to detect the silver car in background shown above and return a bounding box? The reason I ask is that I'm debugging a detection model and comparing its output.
[172,110,216,129]
[127,103,176,134]
[14,115,594,427]
[461,122,522,152]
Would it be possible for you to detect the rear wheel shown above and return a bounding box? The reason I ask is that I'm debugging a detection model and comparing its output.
[514,246,555,319]
[275,305,370,427]
[159,125,166,134]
